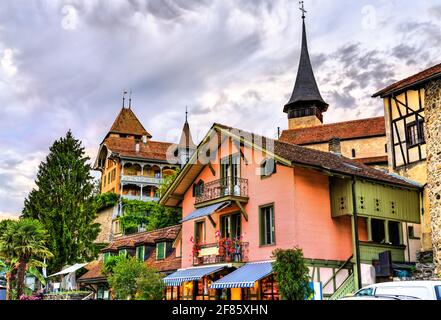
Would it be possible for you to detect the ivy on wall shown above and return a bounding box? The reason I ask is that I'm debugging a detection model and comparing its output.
[119,199,181,235]
[95,192,120,212]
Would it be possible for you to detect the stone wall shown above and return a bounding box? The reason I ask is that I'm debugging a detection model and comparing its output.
[425,78,441,276]
[94,206,116,244]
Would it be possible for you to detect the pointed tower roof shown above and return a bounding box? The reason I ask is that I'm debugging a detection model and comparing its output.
[284,18,328,113]
[107,107,152,138]
[178,109,196,149]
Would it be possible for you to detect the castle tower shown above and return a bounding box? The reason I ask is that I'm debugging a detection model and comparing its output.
[284,14,328,130]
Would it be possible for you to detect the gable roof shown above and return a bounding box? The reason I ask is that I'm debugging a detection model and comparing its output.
[160,123,420,207]
[107,107,152,138]
[102,225,181,252]
[373,63,441,98]
[103,136,174,162]
[279,117,385,145]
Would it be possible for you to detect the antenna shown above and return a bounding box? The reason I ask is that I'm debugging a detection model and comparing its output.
[122,90,128,108]
[129,90,132,109]
[299,0,307,19]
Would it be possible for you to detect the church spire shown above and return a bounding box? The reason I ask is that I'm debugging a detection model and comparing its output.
[284,3,328,129]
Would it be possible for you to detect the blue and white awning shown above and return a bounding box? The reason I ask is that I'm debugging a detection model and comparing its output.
[210,261,273,289]
[163,265,226,287]
[181,202,230,223]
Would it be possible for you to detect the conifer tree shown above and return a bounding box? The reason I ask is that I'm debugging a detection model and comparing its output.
[22,131,100,273]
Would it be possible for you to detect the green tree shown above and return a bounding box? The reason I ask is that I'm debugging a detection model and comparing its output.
[135,266,164,300]
[106,256,164,300]
[158,169,180,196]
[272,248,313,301]
[0,258,18,300]
[0,219,53,299]
[22,131,101,273]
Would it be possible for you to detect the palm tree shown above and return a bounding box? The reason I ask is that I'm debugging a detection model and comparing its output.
[0,258,18,300]
[0,219,53,299]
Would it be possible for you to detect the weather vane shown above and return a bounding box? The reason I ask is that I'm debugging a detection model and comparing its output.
[299,1,307,19]
[128,90,132,109]
[185,106,188,122]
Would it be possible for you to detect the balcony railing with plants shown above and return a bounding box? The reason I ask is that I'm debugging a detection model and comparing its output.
[192,238,249,266]
[195,178,249,204]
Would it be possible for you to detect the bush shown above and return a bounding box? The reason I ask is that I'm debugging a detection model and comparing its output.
[272,248,313,301]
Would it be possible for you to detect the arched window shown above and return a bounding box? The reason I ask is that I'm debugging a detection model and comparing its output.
[193,180,205,197]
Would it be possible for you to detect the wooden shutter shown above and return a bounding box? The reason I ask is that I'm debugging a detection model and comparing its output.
[271,206,275,244]
[136,246,144,261]
[156,242,165,260]
[259,208,264,245]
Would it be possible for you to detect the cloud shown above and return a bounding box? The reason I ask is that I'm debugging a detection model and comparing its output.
[0,0,440,215]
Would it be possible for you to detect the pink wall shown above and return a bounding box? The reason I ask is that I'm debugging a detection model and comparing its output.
[180,137,365,268]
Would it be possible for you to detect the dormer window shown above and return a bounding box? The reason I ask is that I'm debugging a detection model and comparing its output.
[156,242,167,260]
[136,246,145,261]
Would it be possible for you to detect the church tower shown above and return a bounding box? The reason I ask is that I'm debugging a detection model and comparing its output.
[284,7,328,130]
[176,108,196,167]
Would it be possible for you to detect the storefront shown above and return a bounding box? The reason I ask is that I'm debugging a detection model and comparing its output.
[163,265,231,300]
[210,261,280,300]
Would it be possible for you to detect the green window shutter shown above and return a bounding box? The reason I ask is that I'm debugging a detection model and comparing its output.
[271,206,275,244]
[156,242,165,260]
[136,246,145,261]
[259,208,264,246]
[103,252,110,264]
[119,249,127,257]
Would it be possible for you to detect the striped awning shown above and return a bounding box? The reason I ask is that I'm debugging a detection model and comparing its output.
[210,261,273,289]
[181,202,230,223]
[163,265,226,287]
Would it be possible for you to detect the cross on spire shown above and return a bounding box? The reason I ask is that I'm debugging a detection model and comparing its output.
[299,0,307,19]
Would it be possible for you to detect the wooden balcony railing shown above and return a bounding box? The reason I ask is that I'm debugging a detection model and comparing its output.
[193,240,249,266]
[195,178,249,204]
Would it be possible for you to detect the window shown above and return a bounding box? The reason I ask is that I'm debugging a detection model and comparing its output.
[112,168,116,181]
[435,286,441,301]
[220,213,241,240]
[119,249,127,257]
[136,246,145,261]
[221,154,240,194]
[408,226,420,239]
[355,288,374,297]
[108,172,111,184]
[351,149,356,158]
[259,205,275,246]
[193,180,205,197]
[260,275,280,300]
[103,252,112,264]
[388,221,401,246]
[406,119,425,148]
[371,219,385,244]
[260,159,277,178]
[103,175,107,187]
[156,242,166,260]
[195,221,205,244]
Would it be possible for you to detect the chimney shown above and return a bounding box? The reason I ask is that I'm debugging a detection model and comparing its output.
[329,137,341,155]
[135,142,140,153]
[142,135,148,144]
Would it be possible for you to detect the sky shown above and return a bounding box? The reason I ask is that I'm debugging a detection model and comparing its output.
[0,0,440,217]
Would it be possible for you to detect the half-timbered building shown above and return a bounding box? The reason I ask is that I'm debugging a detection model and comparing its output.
[373,63,441,256]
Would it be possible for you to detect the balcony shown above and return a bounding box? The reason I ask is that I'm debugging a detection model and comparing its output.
[195,178,249,205]
[121,175,163,185]
[121,195,160,202]
[359,242,406,263]
[193,240,249,266]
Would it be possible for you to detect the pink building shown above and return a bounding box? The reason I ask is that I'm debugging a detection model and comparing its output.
[161,124,421,300]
